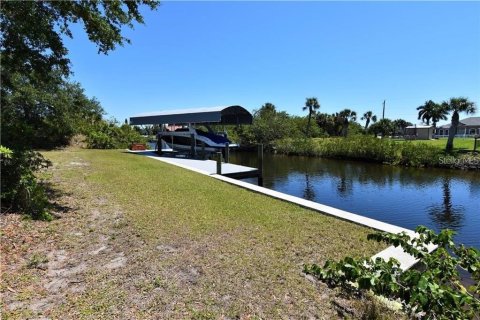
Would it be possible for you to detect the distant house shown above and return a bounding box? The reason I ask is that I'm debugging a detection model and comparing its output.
[404,125,434,140]
[436,117,480,137]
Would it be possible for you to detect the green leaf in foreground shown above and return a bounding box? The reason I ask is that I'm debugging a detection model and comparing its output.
[305,226,480,319]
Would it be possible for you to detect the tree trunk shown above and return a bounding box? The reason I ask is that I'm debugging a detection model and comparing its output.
[306,113,311,137]
[364,118,370,130]
[446,111,459,151]
[342,120,349,137]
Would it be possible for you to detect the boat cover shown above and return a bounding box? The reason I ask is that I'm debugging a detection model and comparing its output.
[129,105,252,125]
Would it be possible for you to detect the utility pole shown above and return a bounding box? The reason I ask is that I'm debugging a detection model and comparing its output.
[382,100,386,119]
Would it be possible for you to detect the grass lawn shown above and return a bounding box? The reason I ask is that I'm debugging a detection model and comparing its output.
[395,137,476,152]
[1,149,390,319]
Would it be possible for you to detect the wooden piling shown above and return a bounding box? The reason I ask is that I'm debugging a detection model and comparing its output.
[474,135,479,151]
[257,144,264,186]
[216,152,222,174]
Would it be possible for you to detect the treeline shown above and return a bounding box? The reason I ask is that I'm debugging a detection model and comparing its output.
[229,97,476,153]
[230,102,412,150]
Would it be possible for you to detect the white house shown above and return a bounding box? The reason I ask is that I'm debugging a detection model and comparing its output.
[436,117,480,137]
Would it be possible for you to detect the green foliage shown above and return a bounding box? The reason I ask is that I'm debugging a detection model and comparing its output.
[1,1,160,87]
[303,97,321,137]
[86,121,147,149]
[275,136,448,167]
[392,119,412,136]
[0,0,157,217]
[368,119,395,137]
[444,97,477,151]
[2,73,104,150]
[396,142,441,167]
[235,103,301,149]
[361,111,378,130]
[1,149,52,220]
[304,226,480,319]
[275,136,397,163]
[0,145,13,159]
[26,253,49,269]
[315,112,343,136]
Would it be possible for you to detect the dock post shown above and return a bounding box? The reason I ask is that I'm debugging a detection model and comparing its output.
[225,143,230,163]
[474,136,478,151]
[257,144,264,186]
[201,142,206,159]
[190,134,196,158]
[216,152,222,175]
[157,137,162,155]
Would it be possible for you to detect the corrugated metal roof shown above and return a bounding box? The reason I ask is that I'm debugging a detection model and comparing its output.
[129,105,253,125]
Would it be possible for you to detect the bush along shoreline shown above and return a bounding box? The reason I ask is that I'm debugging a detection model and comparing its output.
[273,136,480,170]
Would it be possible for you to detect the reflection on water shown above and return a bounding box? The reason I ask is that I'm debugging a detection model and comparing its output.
[303,174,315,201]
[427,177,465,231]
[230,152,480,249]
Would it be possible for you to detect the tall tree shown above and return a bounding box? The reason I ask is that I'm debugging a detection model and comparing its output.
[316,113,339,136]
[1,1,159,89]
[444,97,477,151]
[303,97,320,137]
[417,100,437,125]
[430,103,449,130]
[368,119,394,138]
[338,109,357,137]
[361,111,377,130]
[1,0,159,149]
[392,119,412,136]
[256,102,277,118]
[1,1,159,215]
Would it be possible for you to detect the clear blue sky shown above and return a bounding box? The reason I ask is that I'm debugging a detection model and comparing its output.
[64,1,480,126]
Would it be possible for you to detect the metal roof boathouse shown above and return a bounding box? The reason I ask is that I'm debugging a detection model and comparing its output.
[129,105,253,125]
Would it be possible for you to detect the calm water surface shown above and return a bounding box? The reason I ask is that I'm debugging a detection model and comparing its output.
[229,152,480,249]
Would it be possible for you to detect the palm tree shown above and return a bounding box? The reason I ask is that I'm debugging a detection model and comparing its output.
[417,100,437,125]
[430,103,449,130]
[444,97,477,151]
[392,119,412,136]
[338,109,357,137]
[303,97,320,137]
[361,111,377,130]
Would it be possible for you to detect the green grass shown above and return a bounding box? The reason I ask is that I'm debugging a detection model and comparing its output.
[275,136,479,168]
[395,137,476,152]
[38,149,387,318]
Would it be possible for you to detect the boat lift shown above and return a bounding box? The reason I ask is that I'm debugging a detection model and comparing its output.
[130,105,252,157]
[129,106,264,185]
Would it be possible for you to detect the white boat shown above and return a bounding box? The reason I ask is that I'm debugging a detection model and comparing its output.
[157,124,237,152]
[130,106,252,153]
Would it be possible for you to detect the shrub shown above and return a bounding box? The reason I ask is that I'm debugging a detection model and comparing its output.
[1,148,52,220]
[396,142,442,167]
[304,226,480,319]
[85,121,147,149]
[275,136,397,163]
[274,136,462,168]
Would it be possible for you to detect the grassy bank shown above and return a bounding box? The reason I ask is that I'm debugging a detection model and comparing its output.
[275,136,479,169]
[396,137,475,151]
[1,149,389,319]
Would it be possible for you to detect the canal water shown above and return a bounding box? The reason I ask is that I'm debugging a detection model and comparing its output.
[229,152,480,249]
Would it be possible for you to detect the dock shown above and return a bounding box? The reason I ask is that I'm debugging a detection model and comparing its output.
[127,150,261,182]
